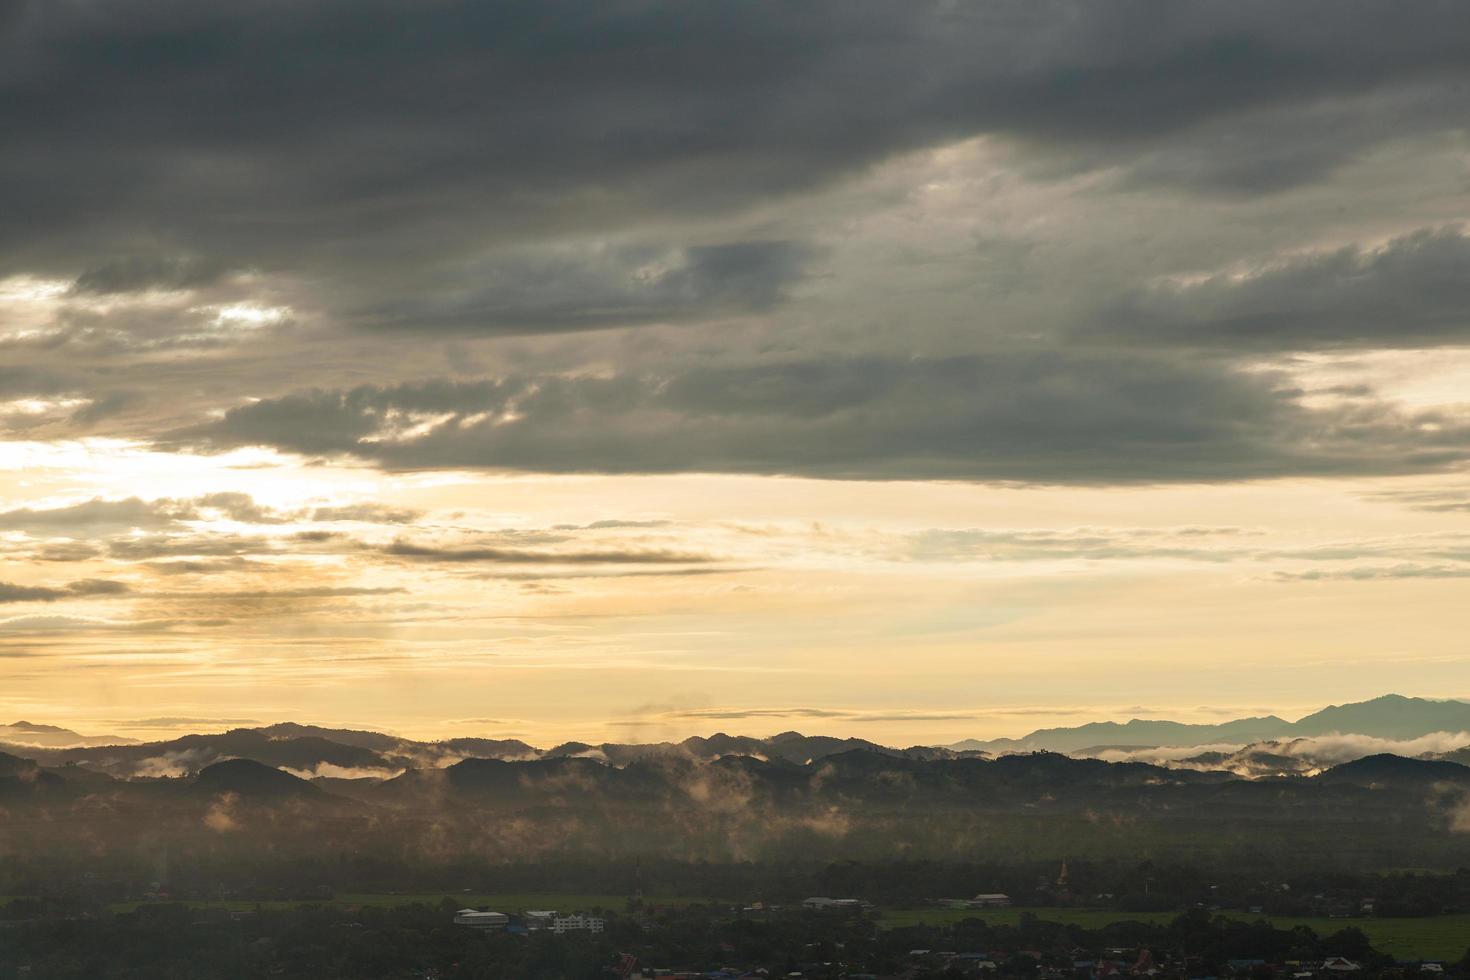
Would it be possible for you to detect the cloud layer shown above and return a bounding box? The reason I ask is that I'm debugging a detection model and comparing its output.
[175,355,1470,482]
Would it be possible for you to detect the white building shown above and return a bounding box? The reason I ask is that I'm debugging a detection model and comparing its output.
[1323,958,1363,973]
[551,914,605,934]
[453,909,509,930]
[971,893,1012,907]
[525,910,558,930]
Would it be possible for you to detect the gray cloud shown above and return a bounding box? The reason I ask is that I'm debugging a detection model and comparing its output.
[666,708,851,721]
[0,615,224,634]
[1105,227,1470,350]
[1363,488,1470,513]
[902,527,1246,563]
[651,706,981,724]
[190,492,292,524]
[309,504,421,524]
[142,558,275,576]
[351,241,816,335]
[5,1,1470,497]
[477,567,742,582]
[6,2,1470,304]
[106,535,277,560]
[1275,564,1470,582]
[1105,82,1470,195]
[0,583,71,603]
[152,586,405,600]
[68,390,144,427]
[0,578,130,603]
[554,520,675,531]
[0,493,417,548]
[69,254,231,295]
[384,539,715,566]
[0,366,67,397]
[175,353,1470,484]
[0,493,298,536]
[97,528,369,562]
[32,541,102,562]
[0,497,193,535]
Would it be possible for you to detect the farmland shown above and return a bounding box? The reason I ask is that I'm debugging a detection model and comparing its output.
[876,906,1470,961]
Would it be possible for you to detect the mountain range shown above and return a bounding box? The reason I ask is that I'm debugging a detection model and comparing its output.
[7,694,1470,783]
[8,697,1470,871]
[6,739,1470,872]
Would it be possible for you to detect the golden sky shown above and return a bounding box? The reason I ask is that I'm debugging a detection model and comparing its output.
[3,3,1470,747]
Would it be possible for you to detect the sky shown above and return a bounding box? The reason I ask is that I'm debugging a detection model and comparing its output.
[3,1,1470,747]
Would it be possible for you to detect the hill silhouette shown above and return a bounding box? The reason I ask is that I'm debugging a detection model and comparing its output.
[1316,753,1470,788]
[192,758,327,800]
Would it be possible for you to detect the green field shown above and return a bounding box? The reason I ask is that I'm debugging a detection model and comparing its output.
[76,895,1470,961]
[876,907,1470,962]
[878,907,1176,930]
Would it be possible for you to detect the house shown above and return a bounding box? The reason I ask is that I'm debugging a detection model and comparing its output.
[1322,958,1362,973]
[972,893,1012,907]
[551,914,605,934]
[453,909,509,930]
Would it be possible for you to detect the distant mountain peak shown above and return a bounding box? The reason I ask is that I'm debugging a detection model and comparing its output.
[950,694,1470,754]
[0,721,136,748]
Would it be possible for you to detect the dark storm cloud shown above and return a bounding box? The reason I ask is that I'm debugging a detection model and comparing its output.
[69,254,231,295]
[1106,227,1470,350]
[5,1,1470,308]
[1101,80,1470,195]
[351,241,816,334]
[174,354,1470,484]
[7,0,1470,491]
